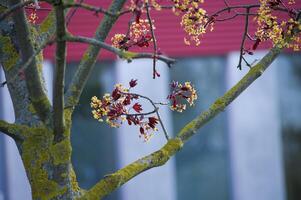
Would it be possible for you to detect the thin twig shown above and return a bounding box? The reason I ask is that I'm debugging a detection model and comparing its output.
[154,102,169,106]
[66,0,84,26]
[223,0,231,9]
[121,92,170,141]
[215,12,257,22]
[145,2,158,79]
[204,4,260,27]
[64,2,115,17]
[237,7,250,70]
[155,109,170,140]
[242,56,251,68]
[123,109,157,117]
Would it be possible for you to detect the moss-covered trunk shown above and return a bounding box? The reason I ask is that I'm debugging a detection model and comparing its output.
[16,126,81,200]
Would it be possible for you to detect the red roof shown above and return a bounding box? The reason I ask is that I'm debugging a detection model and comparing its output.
[36,0,299,61]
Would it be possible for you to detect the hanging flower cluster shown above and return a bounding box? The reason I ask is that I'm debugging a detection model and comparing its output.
[91,79,197,141]
[111,19,154,50]
[91,79,159,141]
[172,0,211,46]
[255,0,300,50]
[27,3,39,24]
[111,0,161,50]
[167,81,197,112]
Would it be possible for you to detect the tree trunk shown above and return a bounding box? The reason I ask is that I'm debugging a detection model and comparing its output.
[15,126,82,200]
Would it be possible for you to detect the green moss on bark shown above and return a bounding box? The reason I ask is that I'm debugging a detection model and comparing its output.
[19,126,73,199]
[50,139,72,165]
[0,36,19,70]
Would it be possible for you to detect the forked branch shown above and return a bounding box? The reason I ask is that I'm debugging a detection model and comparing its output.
[9,0,51,124]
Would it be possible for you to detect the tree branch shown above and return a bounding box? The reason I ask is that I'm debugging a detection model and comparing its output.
[0,120,23,140]
[64,35,176,70]
[53,0,66,142]
[63,2,116,17]
[64,0,127,110]
[8,37,56,85]
[79,138,183,200]
[237,7,250,70]
[145,1,158,79]
[9,0,51,123]
[0,0,34,21]
[80,43,283,200]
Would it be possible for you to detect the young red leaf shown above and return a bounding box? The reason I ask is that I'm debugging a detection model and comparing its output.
[129,79,138,88]
[148,117,158,129]
[133,103,143,113]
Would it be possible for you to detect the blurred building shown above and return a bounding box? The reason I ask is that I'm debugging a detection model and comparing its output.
[1,1,301,200]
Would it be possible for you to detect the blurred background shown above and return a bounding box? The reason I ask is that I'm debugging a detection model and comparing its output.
[0,0,301,200]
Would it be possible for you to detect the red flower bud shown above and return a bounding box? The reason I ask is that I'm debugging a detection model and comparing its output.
[252,38,261,50]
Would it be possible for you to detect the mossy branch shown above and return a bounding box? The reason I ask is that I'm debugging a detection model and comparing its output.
[53,1,67,142]
[64,0,127,110]
[37,0,74,51]
[81,45,283,199]
[80,138,183,200]
[9,0,51,123]
[0,120,23,140]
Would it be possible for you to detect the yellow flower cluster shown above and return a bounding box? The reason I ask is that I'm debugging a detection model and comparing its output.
[130,19,154,42]
[111,34,126,48]
[28,12,38,24]
[90,84,129,128]
[111,19,154,49]
[170,103,187,113]
[255,0,300,50]
[172,0,208,46]
[128,0,141,12]
[91,95,110,122]
[184,82,198,106]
